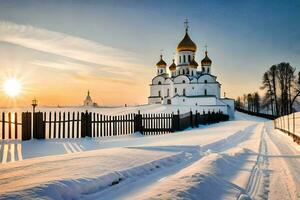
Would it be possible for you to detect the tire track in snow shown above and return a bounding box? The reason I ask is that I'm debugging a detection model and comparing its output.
[240,121,300,200]
[238,123,269,200]
[266,127,300,199]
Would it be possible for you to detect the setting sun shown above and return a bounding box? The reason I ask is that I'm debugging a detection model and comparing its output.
[3,78,22,97]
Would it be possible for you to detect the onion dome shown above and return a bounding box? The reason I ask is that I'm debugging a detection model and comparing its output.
[201,51,212,66]
[176,30,197,52]
[86,90,92,101]
[189,58,198,68]
[156,54,167,68]
[169,59,176,71]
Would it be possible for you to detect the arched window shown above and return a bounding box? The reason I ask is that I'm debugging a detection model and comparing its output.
[183,55,186,63]
[204,89,207,96]
[182,69,185,74]
[204,80,207,83]
[175,88,177,93]
[207,68,210,73]
[179,56,181,63]
[183,89,186,96]
[188,55,191,62]
[158,81,161,85]
[182,80,186,84]
[202,67,205,71]
[167,89,169,96]
[158,90,161,97]
[191,71,194,76]
[161,69,163,73]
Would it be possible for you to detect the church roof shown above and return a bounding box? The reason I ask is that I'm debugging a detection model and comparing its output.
[169,59,176,71]
[156,55,167,68]
[85,91,92,102]
[201,51,212,66]
[189,58,198,68]
[176,30,197,52]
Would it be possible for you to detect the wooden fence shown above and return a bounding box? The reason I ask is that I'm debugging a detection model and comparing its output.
[274,112,300,144]
[0,112,31,140]
[140,113,172,135]
[236,107,277,119]
[0,110,229,141]
[172,110,230,131]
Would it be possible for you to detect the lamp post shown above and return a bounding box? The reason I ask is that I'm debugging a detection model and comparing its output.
[32,99,38,114]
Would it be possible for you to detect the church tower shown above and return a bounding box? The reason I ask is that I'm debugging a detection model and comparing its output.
[169,59,176,77]
[83,90,93,106]
[176,19,198,76]
[201,47,212,74]
[156,54,167,75]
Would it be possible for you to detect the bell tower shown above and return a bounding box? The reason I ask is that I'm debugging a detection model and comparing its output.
[156,54,167,75]
[201,45,212,74]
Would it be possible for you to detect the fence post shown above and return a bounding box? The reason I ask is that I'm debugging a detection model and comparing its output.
[22,112,32,140]
[195,110,198,127]
[33,112,45,139]
[81,111,92,138]
[293,112,295,134]
[171,110,180,132]
[190,110,194,128]
[288,114,290,133]
[134,110,143,134]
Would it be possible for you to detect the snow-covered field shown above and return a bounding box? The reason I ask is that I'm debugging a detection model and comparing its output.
[1,106,300,199]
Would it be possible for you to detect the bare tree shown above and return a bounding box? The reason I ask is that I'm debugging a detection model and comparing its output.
[261,72,274,115]
[276,62,295,115]
[253,92,260,113]
[291,71,300,110]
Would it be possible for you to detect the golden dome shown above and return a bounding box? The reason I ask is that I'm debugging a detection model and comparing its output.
[201,51,212,66]
[189,58,198,68]
[169,59,176,71]
[156,55,167,68]
[176,30,197,52]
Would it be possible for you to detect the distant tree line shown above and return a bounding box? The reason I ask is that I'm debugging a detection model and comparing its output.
[236,62,300,116]
[235,92,260,113]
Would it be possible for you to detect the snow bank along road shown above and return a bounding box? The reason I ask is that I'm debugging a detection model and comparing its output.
[1,112,300,199]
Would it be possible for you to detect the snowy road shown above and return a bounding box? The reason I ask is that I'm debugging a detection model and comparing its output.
[1,112,300,199]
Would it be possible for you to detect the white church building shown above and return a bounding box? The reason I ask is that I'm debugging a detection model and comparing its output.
[148,23,235,117]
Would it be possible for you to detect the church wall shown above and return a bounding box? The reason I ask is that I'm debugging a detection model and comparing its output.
[172,82,220,97]
[171,96,217,106]
[219,98,235,118]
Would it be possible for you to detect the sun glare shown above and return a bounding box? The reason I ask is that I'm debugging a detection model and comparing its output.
[3,78,22,97]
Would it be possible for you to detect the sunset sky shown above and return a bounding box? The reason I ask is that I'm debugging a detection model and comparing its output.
[0,0,299,107]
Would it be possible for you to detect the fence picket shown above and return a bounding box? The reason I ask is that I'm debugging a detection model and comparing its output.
[14,113,18,139]
[62,112,65,138]
[58,112,61,138]
[72,112,75,138]
[67,112,70,138]
[53,112,57,139]
[49,112,52,138]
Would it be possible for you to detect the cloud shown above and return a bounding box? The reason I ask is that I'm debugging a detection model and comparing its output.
[0,20,148,77]
[31,58,137,84]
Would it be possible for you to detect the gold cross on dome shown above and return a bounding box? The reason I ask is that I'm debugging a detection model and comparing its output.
[184,18,189,31]
[204,44,208,51]
[160,49,164,56]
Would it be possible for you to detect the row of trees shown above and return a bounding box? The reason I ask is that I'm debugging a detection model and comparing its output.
[236,92,260,113]
[236,62,300,116]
